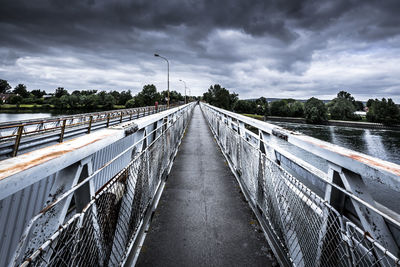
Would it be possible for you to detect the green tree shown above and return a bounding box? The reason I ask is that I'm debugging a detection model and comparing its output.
[13,84,29,98]
[161,90,184,104]
[270,100,290,117]
[8,95,23,104]
[125,99,136,108]
[119,90,133,105]
[337,90,355,103]
[103,95,116,109]
[82,94,98,109]
[289,101,304,117]
[31,89,46,98]
[354,101,364,111]
[68,95,80,108]
[328,91,358,120]
[59,95,69,109]
[21,94,37,104]
[366,98,400,125]
[202,84,238,110]
[98,91,107,103]
[72,90,81,96]
[304,97,328,124]
[328,98,357,120]
[255,97,269,115]
[110,90,121,104]
[0,79,11,94]
[55,87,69,98]
[233,100,256,114]
[81,90,97,96]
[136,84,161,106]
[50,97,61,107]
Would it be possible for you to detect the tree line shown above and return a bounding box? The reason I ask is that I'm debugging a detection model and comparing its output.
[0,79,187,110]
[202,84,400,125]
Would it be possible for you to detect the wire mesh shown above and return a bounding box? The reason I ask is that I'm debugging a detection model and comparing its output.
[201,103,400,267]
[346,222,400,266]
[20,105,192,267]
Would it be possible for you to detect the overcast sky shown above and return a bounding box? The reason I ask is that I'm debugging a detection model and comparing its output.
[1,0,400,101]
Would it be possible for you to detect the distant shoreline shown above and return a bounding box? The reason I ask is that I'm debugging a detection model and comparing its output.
[265,116,400,131]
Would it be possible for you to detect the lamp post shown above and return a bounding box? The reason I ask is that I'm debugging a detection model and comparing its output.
[154,53,170,108]
[179,79,187,104]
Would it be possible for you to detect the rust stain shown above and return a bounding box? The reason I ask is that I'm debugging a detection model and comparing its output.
[349,154,400,176]
[364,231,372,238]
[40,200,58,213]
[302,137,400,176]
[0,131,115,180]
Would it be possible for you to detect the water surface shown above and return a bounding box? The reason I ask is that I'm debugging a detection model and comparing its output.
[268,121,400,165]
[0,113,53,123]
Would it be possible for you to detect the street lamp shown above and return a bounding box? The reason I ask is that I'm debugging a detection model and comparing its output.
[154,53,170,108]
[179,79,187,104]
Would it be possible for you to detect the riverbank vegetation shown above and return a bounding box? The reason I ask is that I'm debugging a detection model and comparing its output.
[202,84,400,125]
[0,79,187,112]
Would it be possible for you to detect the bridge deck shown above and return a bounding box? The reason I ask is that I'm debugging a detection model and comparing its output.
[136,106,275,266]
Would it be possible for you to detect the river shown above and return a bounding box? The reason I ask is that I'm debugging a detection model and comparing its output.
[267,120,400,165]
[0,112,53,123]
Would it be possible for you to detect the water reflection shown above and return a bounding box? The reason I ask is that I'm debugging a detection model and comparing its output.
[268,121,400,165]
[0,113,52,123]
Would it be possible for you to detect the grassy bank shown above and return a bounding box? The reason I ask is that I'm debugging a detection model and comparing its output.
[242,113,264,120]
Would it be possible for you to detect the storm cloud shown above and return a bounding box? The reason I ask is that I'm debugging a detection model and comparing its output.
[1,0,400,101]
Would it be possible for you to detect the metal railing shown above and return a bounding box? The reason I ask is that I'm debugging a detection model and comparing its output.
[0,105,168,158]
[0,103,194,267]
[200,103,400,266]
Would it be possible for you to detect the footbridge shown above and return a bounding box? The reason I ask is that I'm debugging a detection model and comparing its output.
[1,102,400,266]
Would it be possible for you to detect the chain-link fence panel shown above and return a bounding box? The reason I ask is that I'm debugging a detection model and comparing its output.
[200,103,400,267]
[260,153,350,266]
[346,222,400,266]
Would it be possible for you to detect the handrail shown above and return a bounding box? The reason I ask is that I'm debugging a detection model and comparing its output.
[200,102,400,266]
[0,104,174,157]
[203,103,400,181]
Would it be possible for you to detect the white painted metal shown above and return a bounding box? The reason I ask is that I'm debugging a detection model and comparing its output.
[200,102,400,266]
[0,103,194,267]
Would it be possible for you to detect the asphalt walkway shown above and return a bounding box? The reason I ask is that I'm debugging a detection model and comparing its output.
[136,105,275,266]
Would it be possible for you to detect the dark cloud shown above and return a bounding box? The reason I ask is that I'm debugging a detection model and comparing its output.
[0,0,399,100]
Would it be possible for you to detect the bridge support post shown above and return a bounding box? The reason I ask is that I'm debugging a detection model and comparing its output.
[12,125,24,157]
[12,160,90,265]
[88,116,93,134]
[314,166,350,266]
[339,167,398,255]
[59,119,67,142]
[106,114,110,127]
[322,163,399,260]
